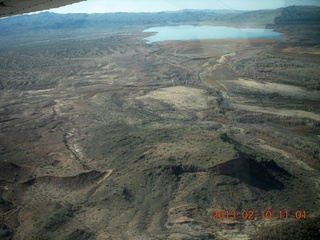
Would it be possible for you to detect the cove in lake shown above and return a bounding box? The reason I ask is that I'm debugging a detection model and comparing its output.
[143,25,282,43]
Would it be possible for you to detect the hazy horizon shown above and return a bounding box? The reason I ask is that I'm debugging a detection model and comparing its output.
[46,0,320,14]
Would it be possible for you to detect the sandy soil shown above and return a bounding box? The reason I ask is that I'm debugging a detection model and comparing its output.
[137,86,213,111]
[281,46,320,55]
[232,103,320,121]
[235,78,320,101]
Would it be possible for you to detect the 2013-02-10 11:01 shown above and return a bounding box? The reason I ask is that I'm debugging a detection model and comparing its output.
[212,210,307,220]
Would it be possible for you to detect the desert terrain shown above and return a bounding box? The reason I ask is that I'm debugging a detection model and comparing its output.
[0,6,320,240]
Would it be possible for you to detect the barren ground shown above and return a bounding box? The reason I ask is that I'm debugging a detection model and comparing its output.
[0,24,319,240]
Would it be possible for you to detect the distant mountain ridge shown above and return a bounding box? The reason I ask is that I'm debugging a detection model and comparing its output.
[275,5,320,24]
[177,9,249,14]
[0,6,319,35]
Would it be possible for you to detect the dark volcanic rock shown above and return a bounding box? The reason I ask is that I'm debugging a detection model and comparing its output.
[209,157,291,190]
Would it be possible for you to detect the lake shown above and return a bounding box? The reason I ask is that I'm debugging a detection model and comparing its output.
[143,25,282,43]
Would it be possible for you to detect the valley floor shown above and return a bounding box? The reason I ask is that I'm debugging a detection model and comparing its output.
[0,26,319,239]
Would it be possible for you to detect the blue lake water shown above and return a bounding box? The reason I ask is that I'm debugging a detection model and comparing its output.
[143,25,282,43]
